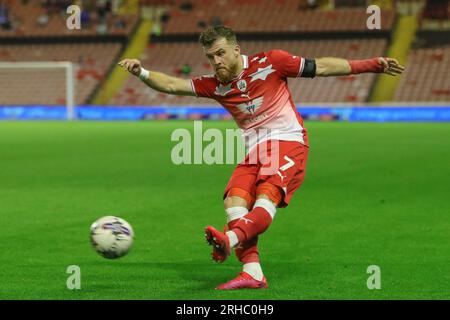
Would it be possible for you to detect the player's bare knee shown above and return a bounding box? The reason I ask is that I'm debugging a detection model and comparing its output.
[223,196,234,209]
[224,188,255,209]
[224,196,247,209]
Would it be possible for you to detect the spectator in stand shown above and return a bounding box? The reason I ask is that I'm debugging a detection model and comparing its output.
[180,1,193,11]
[180,63,192,76]
[96,22,108,35]
[307,0,319,9]
[174,63,192,76]
[96,0,112,23]
[80,6,90,28]
[211,16,223,27]
[151,22,161,37]
[161,11,170,24]
[0,1,12,30]
[37,13,49,27]
[424,0,449,20]
[113,15,126,30]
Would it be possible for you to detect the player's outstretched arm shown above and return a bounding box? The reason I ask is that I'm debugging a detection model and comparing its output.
[315,57,405,77]
[118,59,195,96]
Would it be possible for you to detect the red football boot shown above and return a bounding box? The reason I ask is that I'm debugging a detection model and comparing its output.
[216,272,268,290]
[205,226,231,263]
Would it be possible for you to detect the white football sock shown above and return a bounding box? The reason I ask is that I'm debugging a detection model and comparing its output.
[226,230,239,248]
[243,262,264,281]
[253,198,277,219]
[225,207,248,248]
[225,206,248,223]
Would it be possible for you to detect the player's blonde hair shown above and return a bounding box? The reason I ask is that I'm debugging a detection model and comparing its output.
[199,25,237,48]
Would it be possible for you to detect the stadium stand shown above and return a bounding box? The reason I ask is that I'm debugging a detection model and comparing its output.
[421,0,449,22]
[0,0,138,37]
[394,45,450,102]
[1,0,448,107]
[151,0,395,33]
[0,0,137,105]
[393,1,450,102]
[0,43,122,105]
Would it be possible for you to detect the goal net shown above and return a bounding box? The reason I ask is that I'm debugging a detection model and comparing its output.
[0,62,76,120]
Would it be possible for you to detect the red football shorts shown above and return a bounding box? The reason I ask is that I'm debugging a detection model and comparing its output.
[224,140,309,208]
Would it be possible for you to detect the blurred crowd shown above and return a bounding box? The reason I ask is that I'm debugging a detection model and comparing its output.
[0,0,131,34]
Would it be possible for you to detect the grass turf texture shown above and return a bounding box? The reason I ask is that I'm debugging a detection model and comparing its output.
[0,121,449,300]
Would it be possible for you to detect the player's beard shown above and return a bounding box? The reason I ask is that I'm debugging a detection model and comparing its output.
[216,62,239,83]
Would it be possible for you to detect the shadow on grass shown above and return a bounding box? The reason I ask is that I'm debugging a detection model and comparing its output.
[84,260,241,292]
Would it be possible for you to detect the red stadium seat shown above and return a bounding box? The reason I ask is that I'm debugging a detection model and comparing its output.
[394,46,450,102]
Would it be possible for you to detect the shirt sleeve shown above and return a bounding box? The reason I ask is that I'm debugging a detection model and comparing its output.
[267,49,306,78]
[190,75,216,99]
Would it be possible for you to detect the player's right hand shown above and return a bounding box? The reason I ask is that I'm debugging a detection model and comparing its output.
[118,59,142,77]
[379,57,405,76]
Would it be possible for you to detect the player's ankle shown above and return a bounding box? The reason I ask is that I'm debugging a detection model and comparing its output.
[243,262,264,281]
[229,228,246,244]
[225,230,239,247]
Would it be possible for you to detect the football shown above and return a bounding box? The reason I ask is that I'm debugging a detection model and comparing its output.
[90,216,134,259]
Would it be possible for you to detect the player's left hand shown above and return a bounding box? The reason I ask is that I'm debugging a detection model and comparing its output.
[379,57,405,76]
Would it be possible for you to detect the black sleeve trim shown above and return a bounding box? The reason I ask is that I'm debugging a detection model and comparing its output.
[301,59,316,78]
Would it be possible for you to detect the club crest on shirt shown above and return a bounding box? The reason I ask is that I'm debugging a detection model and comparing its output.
[237,80,247,92]
[237,96,264,115]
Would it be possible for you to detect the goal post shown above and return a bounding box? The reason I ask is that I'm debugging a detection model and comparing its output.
[0,61,76,120]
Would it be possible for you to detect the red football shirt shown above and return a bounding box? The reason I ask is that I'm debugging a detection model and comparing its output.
[191,50,308,151]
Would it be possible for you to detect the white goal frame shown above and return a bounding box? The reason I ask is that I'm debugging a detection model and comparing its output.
[0,61,76,120]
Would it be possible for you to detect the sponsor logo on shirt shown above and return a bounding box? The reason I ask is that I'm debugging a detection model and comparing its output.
[237,96,264,115]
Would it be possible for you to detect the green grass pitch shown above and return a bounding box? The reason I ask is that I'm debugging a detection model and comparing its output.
[0,120,449,299]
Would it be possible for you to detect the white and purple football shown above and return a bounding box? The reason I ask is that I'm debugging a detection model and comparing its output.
[90,216,134,259]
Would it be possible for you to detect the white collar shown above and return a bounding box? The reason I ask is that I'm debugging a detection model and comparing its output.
[242,54,248,69]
